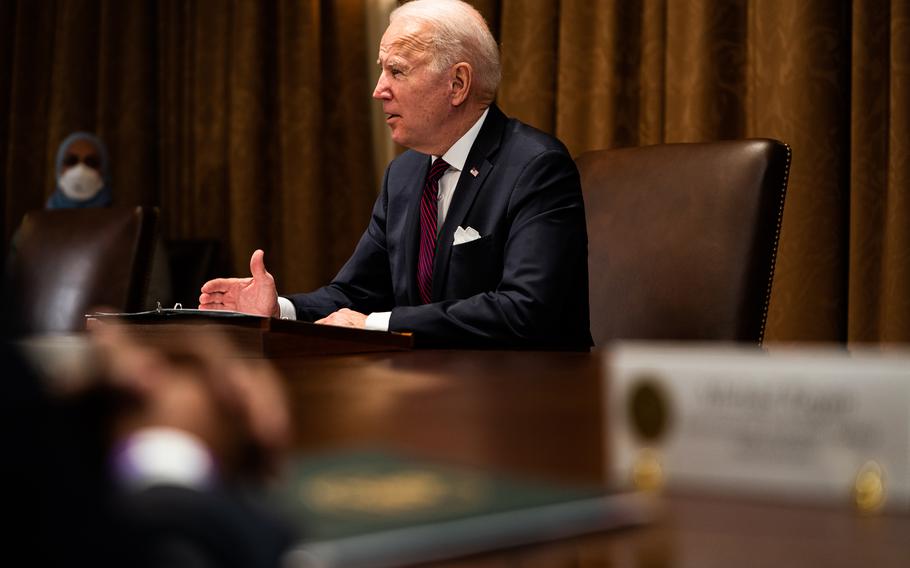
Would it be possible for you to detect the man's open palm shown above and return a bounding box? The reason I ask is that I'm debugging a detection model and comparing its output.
[199,249,280,317]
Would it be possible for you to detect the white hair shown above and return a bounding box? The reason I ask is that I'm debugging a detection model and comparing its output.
[390,0,501,104]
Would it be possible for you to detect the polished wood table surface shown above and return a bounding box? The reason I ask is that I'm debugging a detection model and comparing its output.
[273,350,910,567]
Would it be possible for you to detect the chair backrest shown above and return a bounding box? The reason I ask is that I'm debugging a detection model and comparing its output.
[576,139,790,345]
[165,239,225,307]
[8,206,158,334]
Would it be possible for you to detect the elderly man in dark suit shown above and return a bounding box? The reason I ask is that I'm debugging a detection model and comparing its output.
[200,0,592,350]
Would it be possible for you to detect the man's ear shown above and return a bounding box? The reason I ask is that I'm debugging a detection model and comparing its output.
[450,62,472,106]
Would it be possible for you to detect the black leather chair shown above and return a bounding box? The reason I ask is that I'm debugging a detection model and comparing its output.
[165,239,225,307]
[7,206,158,334]
[576,139,791,345]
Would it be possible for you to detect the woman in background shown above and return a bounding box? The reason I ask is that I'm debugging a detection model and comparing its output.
[41,131,174,306]
[47,131,113,209]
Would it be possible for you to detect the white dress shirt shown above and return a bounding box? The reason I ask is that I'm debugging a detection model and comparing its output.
[278,108,490,330]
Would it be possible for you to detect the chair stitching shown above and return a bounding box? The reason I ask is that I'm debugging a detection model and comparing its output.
[758,143,791,345]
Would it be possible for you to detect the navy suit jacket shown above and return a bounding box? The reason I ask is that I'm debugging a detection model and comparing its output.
[289,105,592,350]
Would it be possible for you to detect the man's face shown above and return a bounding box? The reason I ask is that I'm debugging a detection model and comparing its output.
[373,19,454,155]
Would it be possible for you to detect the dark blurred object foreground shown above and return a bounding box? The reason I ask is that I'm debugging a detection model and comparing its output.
[1,273,296,566]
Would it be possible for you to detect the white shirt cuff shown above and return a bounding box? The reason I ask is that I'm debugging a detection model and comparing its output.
[365,311,391,331]
[111,427,216,492]
[277,296,297,320]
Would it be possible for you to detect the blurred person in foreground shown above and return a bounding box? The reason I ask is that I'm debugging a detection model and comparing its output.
[1,300,296,566]
[200,0,592,350]
[96,323,296,567]
[47,131,113,209]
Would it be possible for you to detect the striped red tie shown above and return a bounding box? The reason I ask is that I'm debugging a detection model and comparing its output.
[417,158,449,304]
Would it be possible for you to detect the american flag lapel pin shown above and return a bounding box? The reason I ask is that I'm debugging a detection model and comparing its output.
[470,167,479,177]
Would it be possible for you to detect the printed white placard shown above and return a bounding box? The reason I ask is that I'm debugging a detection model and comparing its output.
[605,344,910,511]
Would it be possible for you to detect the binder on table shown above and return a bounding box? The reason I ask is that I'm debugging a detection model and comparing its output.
[85,308,413,357]
[273,449,655,568]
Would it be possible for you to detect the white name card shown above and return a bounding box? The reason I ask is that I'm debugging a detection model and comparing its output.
[605,343,910,512]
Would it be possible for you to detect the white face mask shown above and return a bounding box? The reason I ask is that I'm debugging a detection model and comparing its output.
[59,164,104,201]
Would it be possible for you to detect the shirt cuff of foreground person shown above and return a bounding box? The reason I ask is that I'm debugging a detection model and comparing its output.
[111,427,217,492]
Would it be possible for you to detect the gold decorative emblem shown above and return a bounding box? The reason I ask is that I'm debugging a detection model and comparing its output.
[301,469,484,515]
[853,460,886,514]
[631,448,664,492]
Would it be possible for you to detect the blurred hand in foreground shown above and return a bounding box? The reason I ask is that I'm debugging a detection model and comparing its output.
[91,321,291,480]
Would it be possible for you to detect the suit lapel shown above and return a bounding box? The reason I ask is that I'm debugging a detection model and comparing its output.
[405,157,432,305]
[431,105,506,300]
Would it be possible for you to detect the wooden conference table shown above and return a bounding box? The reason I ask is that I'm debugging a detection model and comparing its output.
[271,349,909,568]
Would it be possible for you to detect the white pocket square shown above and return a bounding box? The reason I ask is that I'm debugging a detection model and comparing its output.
[453,225,482,245]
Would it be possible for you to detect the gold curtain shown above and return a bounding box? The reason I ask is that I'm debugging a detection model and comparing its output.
[2,0,908,342]
[494,0,909,343]
[155,0,378,292]
[1,0,376,293]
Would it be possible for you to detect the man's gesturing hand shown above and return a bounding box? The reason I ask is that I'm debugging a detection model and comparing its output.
[199,249,280,318]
